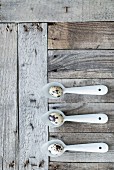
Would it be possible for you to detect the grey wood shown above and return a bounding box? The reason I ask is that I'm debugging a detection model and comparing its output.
[48,22,114,49]
[49,103,114,133]
[49,79,114,103]
[49,133,114,162]
[18,23,48,170]
[0,24,18,170]
[49,162,114,170]
[48,50,114,79]
[1,0,114,22]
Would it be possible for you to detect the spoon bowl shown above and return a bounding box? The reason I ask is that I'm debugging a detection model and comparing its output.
[42,82,65,99]
[41,110,65,127]
[41,139,65,157]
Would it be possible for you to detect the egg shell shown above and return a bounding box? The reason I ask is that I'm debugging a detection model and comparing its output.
[48,143,64,155]
[49,86,63,98]
[48,112,64,126]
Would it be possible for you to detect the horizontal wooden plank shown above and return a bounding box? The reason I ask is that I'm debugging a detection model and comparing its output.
[48,22,114,49]
[49,133,114,162]
[49,79,114,103]
[18,23,48,170]
[48,50,114,79]
[0,24,18,170]
[49,162,114,170]
[49,103,114,133]
[1,1,114,22]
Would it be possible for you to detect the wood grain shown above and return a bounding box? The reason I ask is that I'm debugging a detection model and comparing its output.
[48,50,114,79]
[0,24,18,169]
[49,162,114,170]
[1,1,114,22]
[18,23,48,170]
[49,103,114,133]
[49,133,114,162]
[49,79,114,103]
[48,22,114,49]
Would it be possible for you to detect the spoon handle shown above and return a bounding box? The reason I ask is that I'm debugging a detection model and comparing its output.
[65,143,108,153]
[65,114,108,124]
[64,85,108,95]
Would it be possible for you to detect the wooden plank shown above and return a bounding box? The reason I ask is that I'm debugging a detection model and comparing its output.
[18,23,48,170]
[48,50,114,79]
[49,103,114,133]
[49,162,114,170]
[49,133,114,162]
[48,22,114,49]
[1,1,114,22]
[49,79,114,103]
[0,24,18,169]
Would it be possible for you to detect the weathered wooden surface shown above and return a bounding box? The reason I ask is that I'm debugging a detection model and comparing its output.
[48,22,114,166]
[49,79,114,103]
[49,133,114,162]
[18,23,48,170]
[48,22,114,49]
[1,1,114,22]
[0,19,114,169]
[49,103,114,133]
[49,162,114,170]
[48,50,114,79]
[0,24,18,169]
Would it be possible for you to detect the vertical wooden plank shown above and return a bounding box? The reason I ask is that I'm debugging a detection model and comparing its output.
[18,23,48,170]
[0,24,18,170]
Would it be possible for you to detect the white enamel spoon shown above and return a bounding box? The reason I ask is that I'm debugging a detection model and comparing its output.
[41,139,108,157]
[41,110,108,127]
[42,82,108,99]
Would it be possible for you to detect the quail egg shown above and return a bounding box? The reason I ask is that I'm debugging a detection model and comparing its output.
[49,86,63,98]
[48,143,64,156]
[48,112,64,126]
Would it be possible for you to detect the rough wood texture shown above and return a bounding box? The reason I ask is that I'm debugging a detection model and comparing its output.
[48,50,114,79]
[49,79,114,103]
[49,103,114,133]
[1,1,114,22]
[18,23,48,170]
[0,24,18,169]
[48,22,114,49]
[49,133,114,162]
[49,162,114,170]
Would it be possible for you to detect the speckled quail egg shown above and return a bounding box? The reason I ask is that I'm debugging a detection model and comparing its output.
[48,143,64,156]
[48,112,64,126]
[49,86,63,98]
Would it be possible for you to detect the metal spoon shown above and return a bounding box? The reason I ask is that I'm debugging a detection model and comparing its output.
[41,139,108,157]
[41,110,108,127]
[42,82,108,99]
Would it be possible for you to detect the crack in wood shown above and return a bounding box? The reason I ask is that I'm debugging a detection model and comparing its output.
[30,99,36,103]
[39,160,45,168]
[23,25,28,32]
[9,160,15,168]
[30,123,34,130]
[24,159,29,167]
[64,6,69,13]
